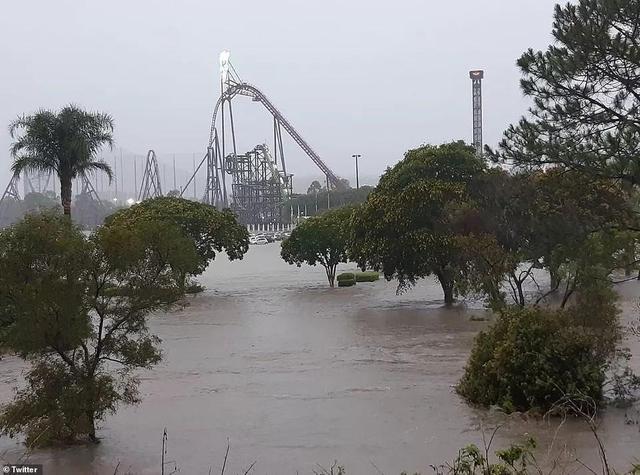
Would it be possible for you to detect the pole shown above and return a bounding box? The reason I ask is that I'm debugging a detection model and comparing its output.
[173,154,177,191]
[134,156,138,199]
[192,153,197,199]
[352,154,361,189]
[326,174,330,209]
[120,149,124,196]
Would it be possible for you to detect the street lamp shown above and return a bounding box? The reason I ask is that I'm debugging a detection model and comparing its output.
[352,154,362,189]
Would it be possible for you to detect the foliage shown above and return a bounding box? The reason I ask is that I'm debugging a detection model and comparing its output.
[431,438,538,475]
[286,185,374,218]
[355,271,379,282]
[105,197,249,284]
[350,141,485,304]
[23,191,60,214]
[490,0,640,187]
[281,207,353,287]
[338,279,356,287]
[456,298,621,414]
[0,213,200,445]
[307,180,323,195]
[458,169,636,308]
[9,105,114,216]
[337,272,357,287]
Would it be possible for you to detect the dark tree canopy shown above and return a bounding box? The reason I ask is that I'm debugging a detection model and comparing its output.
[492,0,640,185]
[462,169,636,307]
[105,197,250,279]
[0,213,200,445]
[350,141,484,304]
[281,206,353,287]
[9,105,114,216]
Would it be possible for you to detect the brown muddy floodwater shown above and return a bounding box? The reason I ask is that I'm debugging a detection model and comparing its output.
[1,244,639,474]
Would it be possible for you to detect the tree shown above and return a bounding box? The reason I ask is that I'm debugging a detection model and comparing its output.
[457,303,620,415]
[23,191,61,214]
[9,105,114,217]
[286,186,374,218]
[0,213,200,445]
[350,141,484,304]
[307,180,323,195]
[491,0,640,185]
[281,207,353,287]
[460,168,636,308]
[104,197,250,286]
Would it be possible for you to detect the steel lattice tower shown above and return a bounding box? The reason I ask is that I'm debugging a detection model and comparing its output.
[138,150,163,201]
[469,70,484,155]
[0,174,22,228]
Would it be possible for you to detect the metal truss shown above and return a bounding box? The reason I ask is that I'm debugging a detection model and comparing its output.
[225,144,292,225]
[138,149,163,201]
[184,53,343,225]
[470,70,484,155]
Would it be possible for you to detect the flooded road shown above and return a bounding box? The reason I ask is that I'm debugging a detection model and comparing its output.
[1,244,639,474]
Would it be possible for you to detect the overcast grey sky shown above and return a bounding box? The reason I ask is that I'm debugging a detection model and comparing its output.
[0,0,560,192]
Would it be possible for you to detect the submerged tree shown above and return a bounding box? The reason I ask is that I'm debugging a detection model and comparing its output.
[350,141,484,304]
[0,213,201,445]
[104,197,250,287]
[9,105,114,217]
[281,206,353,287]
[460,168,636,308]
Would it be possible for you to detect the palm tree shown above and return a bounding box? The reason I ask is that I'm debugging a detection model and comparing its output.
[9,105,114,217]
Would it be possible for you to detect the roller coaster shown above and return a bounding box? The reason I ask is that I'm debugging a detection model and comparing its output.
[181,51,343,225]
[0,52,344,228]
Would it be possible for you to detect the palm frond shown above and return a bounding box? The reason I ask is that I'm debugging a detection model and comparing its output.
[82,160,113,183]
[11,154,58,176]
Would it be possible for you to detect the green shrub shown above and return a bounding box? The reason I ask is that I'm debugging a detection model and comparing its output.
[338,278,356,287]
[457,305,616,414]
[355,271,379,282]
[337,272,355,282]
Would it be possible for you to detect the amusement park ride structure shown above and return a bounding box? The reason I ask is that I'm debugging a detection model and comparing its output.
[181,51,343,225]
[1,53,486,229]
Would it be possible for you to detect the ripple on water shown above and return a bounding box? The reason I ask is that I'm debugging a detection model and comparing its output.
[0,245,638,474]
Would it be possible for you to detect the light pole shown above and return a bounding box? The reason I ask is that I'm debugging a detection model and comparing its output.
[352,154,361,189]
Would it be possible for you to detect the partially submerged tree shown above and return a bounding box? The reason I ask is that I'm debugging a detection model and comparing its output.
[350,141,484,304]
[281,207,353,287]
[9,105,114,217]
[0,213,200,445]
[457,302,621,415]
[105,196,250,286]
[461,169,636,308]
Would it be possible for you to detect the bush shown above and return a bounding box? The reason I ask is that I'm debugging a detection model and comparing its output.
[337,272,355,282]
[457,305,617,414]
[355,271,379,282]
[338,278,356,287]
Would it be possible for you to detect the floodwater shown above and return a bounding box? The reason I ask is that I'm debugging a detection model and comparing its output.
[0,244,639,474]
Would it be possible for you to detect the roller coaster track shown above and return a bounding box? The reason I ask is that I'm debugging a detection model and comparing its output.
[208,81,343,189]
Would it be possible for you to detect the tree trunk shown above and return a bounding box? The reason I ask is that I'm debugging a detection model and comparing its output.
[60,176,72,217]
[549,266,561,291]
[326,264,336,287]
[87,409,99,444]
[436,271,455,306]
[516,281,525,307]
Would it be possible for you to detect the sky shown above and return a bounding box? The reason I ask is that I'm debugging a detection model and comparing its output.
[0,0,561,195]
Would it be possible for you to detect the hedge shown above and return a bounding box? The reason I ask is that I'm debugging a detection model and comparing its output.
[337,272,356,282]
[355,271,379,282]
